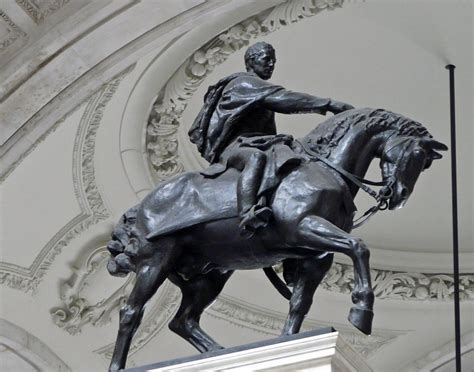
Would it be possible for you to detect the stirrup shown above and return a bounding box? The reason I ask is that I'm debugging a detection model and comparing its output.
[239,206,273,238]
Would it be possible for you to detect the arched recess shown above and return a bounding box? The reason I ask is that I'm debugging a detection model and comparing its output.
[0,319,71,372]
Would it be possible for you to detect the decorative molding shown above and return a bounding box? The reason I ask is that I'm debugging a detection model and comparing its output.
[146,0,344,181]
[50,246,135,334]
[15,0,70,24]
[321,262,474,301]
[0,10,27,51]
[0,65,134,293]
[403,331,474,372]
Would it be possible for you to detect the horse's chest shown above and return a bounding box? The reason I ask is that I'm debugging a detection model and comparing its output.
[273,166,351,225]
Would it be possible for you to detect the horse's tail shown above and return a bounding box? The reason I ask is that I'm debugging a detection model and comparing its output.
[263,267,292,300]
[106,205,140,277]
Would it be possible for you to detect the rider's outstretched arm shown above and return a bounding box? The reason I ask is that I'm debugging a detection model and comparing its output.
[263,89,354,115]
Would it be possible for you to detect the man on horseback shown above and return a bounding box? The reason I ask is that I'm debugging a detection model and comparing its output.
[189,42,354,236]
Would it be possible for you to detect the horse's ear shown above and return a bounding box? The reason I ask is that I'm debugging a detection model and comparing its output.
[421,138,448,151]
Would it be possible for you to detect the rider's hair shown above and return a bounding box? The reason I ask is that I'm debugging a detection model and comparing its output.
[244,42,275,71]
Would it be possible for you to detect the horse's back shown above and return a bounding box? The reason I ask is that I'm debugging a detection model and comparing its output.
[137,169,240,239]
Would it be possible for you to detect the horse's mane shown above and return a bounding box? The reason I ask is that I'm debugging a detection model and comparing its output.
[304,108,432,157]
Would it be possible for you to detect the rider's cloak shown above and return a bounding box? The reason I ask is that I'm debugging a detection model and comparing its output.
[189,72,285,164]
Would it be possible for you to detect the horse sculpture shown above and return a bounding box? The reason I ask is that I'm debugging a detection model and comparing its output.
[106,108,447,371]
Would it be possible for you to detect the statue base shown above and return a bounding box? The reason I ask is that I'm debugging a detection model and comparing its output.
[126,328,373,371]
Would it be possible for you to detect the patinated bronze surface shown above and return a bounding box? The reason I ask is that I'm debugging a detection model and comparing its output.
[106,43,447,371]
[189,42,354,236]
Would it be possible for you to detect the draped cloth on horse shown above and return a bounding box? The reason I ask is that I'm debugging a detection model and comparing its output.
[143,170,240,240]
[142,157,356,241]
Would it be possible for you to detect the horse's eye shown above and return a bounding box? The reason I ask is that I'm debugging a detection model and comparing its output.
[413,149,424,157]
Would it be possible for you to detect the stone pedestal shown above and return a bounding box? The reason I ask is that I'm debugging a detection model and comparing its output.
[127,329,372,371]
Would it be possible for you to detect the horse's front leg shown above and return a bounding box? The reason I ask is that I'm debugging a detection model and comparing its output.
[281,254,333,335]
[291,216,374,335]
[109,241,178,371]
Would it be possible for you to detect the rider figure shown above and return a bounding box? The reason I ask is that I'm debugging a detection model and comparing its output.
[189,42,354,236]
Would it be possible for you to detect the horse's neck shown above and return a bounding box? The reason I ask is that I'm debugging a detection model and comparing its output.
[327,126,389,196]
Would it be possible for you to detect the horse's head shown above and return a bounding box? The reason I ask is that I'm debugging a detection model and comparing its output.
[380,136,448,210]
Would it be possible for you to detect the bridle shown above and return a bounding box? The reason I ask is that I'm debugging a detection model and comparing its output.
[296,137,414,229]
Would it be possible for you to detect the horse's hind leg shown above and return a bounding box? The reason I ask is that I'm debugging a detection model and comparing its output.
[109,240,179,372]
[281,254,333,336]
[292,216,374,335]
[169,270,233,353]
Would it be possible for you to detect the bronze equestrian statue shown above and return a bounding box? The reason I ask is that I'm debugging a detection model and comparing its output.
[106,42,447,371]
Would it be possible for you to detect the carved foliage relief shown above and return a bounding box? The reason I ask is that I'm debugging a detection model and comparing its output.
[50,246,134,335]
[323,263,474,301]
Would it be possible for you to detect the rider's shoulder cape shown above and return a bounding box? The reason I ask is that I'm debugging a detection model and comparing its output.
[188,72,284,163]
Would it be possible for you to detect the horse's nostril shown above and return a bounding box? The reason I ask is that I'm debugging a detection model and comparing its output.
[400,187,408,198]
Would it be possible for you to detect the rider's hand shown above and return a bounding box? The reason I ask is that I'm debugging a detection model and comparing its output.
[330,100,354,114]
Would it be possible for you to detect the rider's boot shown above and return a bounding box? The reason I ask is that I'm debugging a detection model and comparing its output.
[239,202,273,237]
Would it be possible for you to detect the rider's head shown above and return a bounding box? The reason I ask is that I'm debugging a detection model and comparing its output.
[244,42,276,80]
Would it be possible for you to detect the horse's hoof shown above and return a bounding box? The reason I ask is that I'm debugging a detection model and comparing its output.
[108,364,121,372]
[348,307,373,335]
[208,345,225,352]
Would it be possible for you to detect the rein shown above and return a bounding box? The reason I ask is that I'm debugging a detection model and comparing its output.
[296,139,392,229]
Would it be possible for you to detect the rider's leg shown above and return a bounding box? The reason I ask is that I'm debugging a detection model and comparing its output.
[281,254,333,335]
[168,270,234,352]
[291,215,374,335]
[227,148,272,233]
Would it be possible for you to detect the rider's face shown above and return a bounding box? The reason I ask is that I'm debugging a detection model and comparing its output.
[250,50,276,80]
